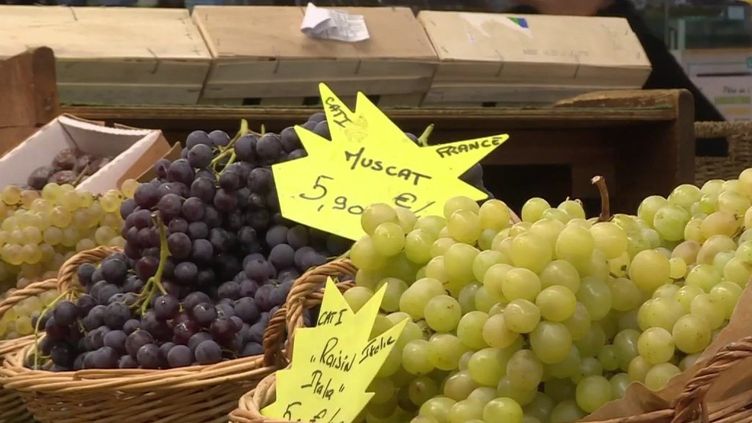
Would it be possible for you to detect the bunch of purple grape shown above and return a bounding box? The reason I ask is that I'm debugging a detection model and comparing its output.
[34,112,352,371]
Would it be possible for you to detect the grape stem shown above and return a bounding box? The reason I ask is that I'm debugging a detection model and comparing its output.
[417,124,434,147]
[71,164,90,187]
[31,290,68,370]
[139,214,169,315]
[591,175,611,222]
[211,119,251,173]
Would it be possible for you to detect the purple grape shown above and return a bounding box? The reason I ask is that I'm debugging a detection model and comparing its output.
[174,262,198,285]
[218,281,241,300]
[76,294,97,316]
[204,206,222,228]
[213,189,237,212]
[280,126,301,152]
[287,149,307,160]
[186,130,211,149]
[244,258,276,282]
[119,355,138,369]
[248,168,272,194]
[82,305,106,331]
[77,263,96,287]
[188,221,209,239]
[234,134,257,162]
[248,209,270,231]
[137,344,162,369]
[89,347,119,369]
[192,303,217,326]
[158,193,183,220]
[125,330,154,358]
[182,197,205,222]
[103,330,127,354]
[241,342,263,357]
[313,121,330,139]
[167,159,195,185]
[239,279,258,298]
[183,292,212,314]
[173,320,200,345]
[101,258,128,285]
[286,225,309,250]
[154,295,180,320]
[191,239,213,263]
[167,232,192,259]
[135,256,158,280]
[190,177,216,203]
[234,297,260,323]
[134,183,159,209]
[53,301,78,326]
[50,343,75,367]
[265,225,288,248]
[104,302,131,329]
[123,319,141,335]
[188,331,213,351]
[168,218,189,234]
[195,340,222,365]
[187,144,213,168]
[269,244,295,269]
[219,170,241,191]
[308,112,326,123]
[167,344,193,368]
[209,130,230,147]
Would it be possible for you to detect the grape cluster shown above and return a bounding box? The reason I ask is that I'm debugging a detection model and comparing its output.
[0,183,127,294]
[36,112,353,370]
[28,148,113,189]
[339,178,749,423]
[0,289,60,340]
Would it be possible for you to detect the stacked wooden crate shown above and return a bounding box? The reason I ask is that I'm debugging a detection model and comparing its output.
[417,11,652,106]
[0,7,212,105]
[192,6,438,106]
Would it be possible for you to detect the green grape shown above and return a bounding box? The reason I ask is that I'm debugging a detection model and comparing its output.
[425,256,449,284]
[400,277,445,319]
[698,193,718,214]
[737,240,752,265]
[637,195,668,226]
[697,235,736,265]
[444,196,480,218]
[502,268,541,302]
[458,282,481,314]
[510,232,552,273]
[558,199,586,220]
[675,285,704,312]
[613,329,640,370]
[555,225,594,261]
[415,215,447,238]
[448,399,483,422]
[536,286,577,322]
[355,269,381,290]
[702,179,725,195]
[482,313,520,349]
[668,184,701,209]
[685,264,721,292]
[403,339,434,375]
[739,169,752,196]
[723,257,752,287]
[472,250,506,282]
[506,349,543,391]
[21,226,42,244]
[679,353,701,371]
[498,375,538,405]
[549,400,585,423]
[75,238,95,252]
[710,281,742,319]
[444,243,479,285]
[637,327,674,365]
[718,190,751,216]
[544,379,576,402]
[524,392,555,423]
[376,278,408,312]
[483,398,523,423]
[608,277,643,312]
[547,346,581,379]
[479,199,512,230]
[690,294,725,330]
[344,287,373,312]
[459,351,474,371]
[669,257,687,279]
[576,277,611,320]
[457,311,489,349]
[419,396,455,422]
[443,370,477,400]
[563,303,591,341]
[14,315,33,335]
[394,206,417,232]
[644,363,681,391]
[575,375,612,413]
[408,377,440,406]
[529,218,565,246]
[372,222,406,257]
[530,321,572,364]
[684,217,703,243]
[672,314,712,354]
[595,345,618,372]
[425,295,462,333]
[369,377,396,405]
[1,185,21,205]
[542,208,569,224]
[638,297,684,331]
[578,356,604,378]
[652,284,680,299]
[713,251,735,273]
[428,334,467,371]
[590,222,628,259]
[494,236,513,258]
[362,203,399,235]
[504,299,540,334]
[447,210,481,244]
[540,260,581,293]
[468,348,506,386]
[466,387,497,406]
[701,211,739,239]
[609,373,631,399]
[521,198,551,223]
[652,205,690,241]
[629,249,671,293]
[430,237,456,258]
[351,236,387,271]
[478,228,498,251]
[627,355,652,383]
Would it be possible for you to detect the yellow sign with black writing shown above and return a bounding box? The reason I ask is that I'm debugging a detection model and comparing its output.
[271,83,509,241]
[262,278,407,422]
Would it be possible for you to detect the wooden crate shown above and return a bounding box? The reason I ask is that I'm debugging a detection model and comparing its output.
[63,89,694,214]
[193,6,437,106]
[0,6,212,105]
[417,11,652,107]
[0,47,60,156]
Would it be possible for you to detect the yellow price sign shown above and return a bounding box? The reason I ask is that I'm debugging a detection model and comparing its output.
[262,278,407,422]
[272,83,509,241]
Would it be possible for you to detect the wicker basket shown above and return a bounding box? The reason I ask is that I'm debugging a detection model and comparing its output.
[0,278,57,423]
[695,121,752,185]
[0,246,284,423]
[230,256,752,423]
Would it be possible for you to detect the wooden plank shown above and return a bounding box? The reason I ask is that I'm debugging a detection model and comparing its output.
[59,82,203,105]
[56,59,209,85]
[424,83,623,105]
[0,47,59,128]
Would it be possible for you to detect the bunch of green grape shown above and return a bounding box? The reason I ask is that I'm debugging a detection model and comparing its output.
[344,170,751,423]
[0,180,136,293]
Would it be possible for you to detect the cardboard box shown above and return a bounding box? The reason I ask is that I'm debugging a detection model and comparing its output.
[193,6,437,105]
[0,115,170,194]
[418,11,651,85]
[0,6,212,105]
